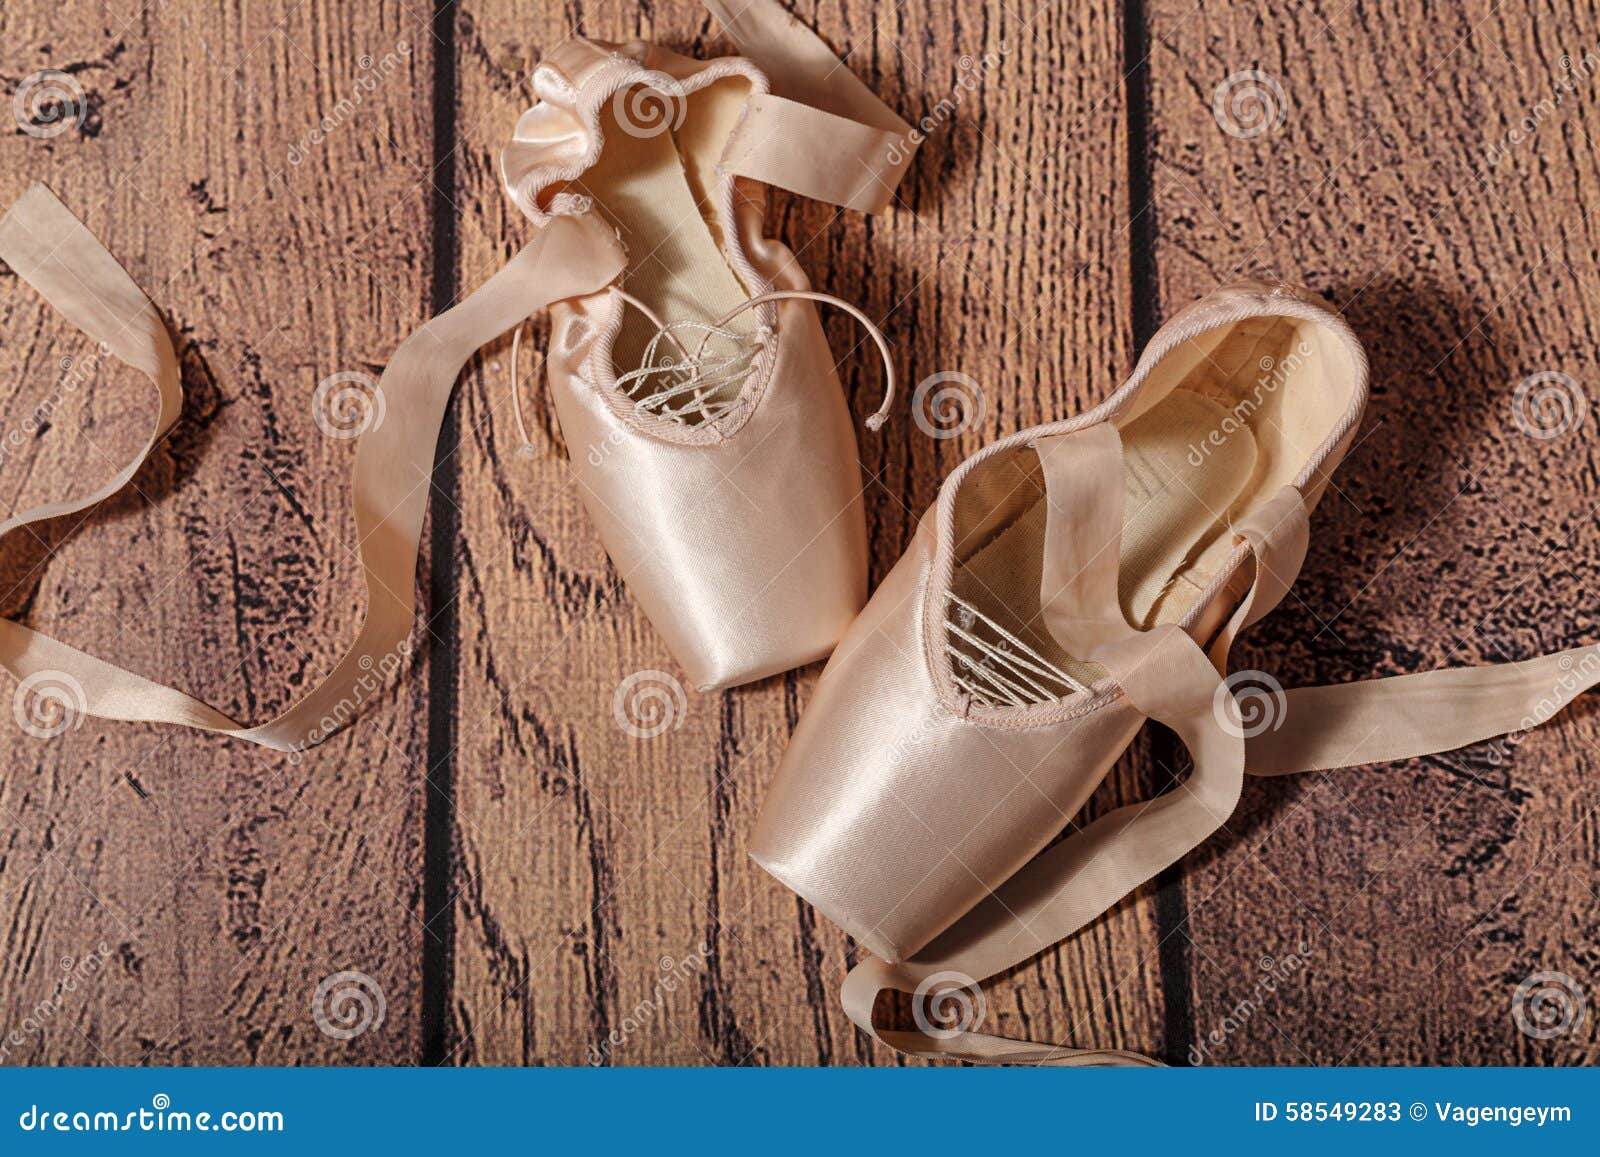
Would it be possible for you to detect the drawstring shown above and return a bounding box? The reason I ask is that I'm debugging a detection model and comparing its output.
[613,290,763,425]
[509,322,544,457]
[510,287,896,451]
[695,290,898,431]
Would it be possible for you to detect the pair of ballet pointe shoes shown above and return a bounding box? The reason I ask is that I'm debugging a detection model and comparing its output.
[5,0,1598,1066]
[502,25,1596,1067]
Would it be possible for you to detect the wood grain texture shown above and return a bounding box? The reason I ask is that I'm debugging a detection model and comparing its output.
[443,0,1160,1064]
[4,0,1598,1067]
[0,3,432,1062]
[1147,0,1600,1064]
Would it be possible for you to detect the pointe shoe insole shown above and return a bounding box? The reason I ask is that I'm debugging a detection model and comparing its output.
[953,388,1259,671]
[584,93,752,376]
[1118,388,1258,629]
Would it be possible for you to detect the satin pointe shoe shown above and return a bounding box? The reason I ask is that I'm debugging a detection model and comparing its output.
[0,0,915,750]
[752,280,1600,1065]
[500,0,915,691]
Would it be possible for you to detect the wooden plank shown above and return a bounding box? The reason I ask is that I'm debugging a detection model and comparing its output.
[1147,0,1600,1063]
[446,0,1157,1063]
[0,3,432,1062]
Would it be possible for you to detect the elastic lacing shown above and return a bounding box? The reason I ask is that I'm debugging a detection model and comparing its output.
[511,288,896,448]
[944,592,1089,707]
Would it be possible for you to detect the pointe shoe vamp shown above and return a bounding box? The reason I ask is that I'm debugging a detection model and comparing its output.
[750,527,1143,961]
[547,296,867,691]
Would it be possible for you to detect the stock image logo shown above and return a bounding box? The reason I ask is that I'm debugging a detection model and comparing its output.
[883,43,1012,166]
[313,371,386,440]
[610,74,687,139]
[612,670,687,739]
[1511,970,1586,1040]
[911,370,985,440]
[13,70,87,138]
[1482,47,1600,169]
[1189,940,1316,1065]
[586,943,713,1065]
[285,40,413,166]
[12,670,88,739]
[1213,669,1287,739]
[1212,70,1289,139]
[911,970,986,1040]
[0,943,114,1064]
[1511,370,1587,440]
[311,970,387,1041]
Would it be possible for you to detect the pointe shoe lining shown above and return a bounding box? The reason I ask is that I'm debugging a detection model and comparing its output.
[946,314,1353,706]
[573,80,760,420]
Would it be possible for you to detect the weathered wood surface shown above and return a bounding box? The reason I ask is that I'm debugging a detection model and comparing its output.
[1148,0,1600,1063]
[0,3,430,1062]
[1,0,1596,1065]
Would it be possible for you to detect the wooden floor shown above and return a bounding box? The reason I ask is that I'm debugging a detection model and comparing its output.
[2,0,1598,1065]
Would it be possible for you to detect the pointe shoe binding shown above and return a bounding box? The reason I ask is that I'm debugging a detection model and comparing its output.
[500,5,914,691]
[753,281,1600,1065]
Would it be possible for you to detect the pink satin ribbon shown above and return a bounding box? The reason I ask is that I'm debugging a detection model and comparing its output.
[0,186,625,751]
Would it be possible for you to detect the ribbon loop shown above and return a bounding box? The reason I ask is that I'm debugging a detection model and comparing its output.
[703,0,917,212]
[0,186,625,751]
[1206,485,1309,668]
